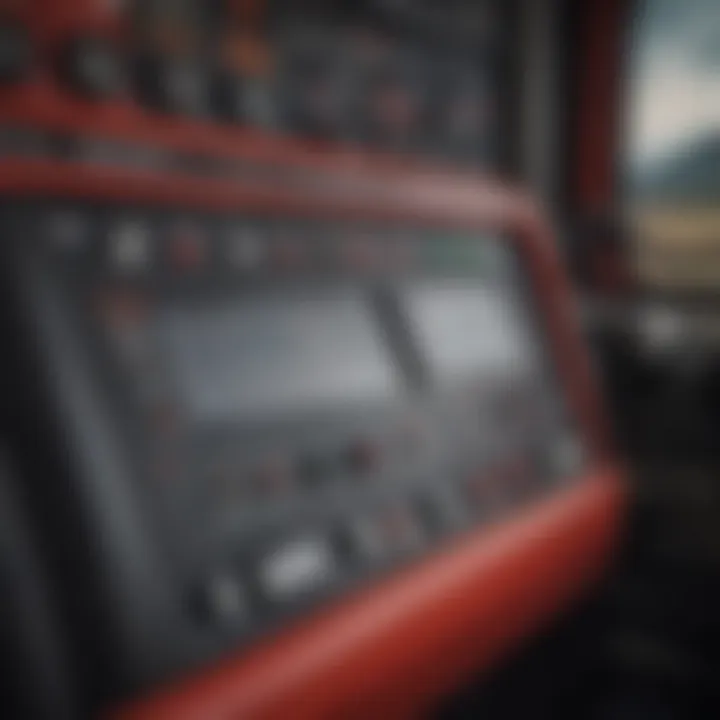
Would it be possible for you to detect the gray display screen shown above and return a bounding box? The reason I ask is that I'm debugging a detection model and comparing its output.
[156,291,399,421]
[404,280,541,383]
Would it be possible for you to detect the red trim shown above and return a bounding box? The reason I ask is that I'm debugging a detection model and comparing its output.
[28,0,119,40]
[0,155,512,220]
[110,472,625,720]
[574,0,626,212]
[0,88,475,184]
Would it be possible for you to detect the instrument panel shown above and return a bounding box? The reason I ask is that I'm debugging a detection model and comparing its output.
[0,3,625,717]
[0,0,507,167]
[1,200,585,697]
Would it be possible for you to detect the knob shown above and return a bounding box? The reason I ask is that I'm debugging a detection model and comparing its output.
[59,36,124,99]
[134,53,208,116]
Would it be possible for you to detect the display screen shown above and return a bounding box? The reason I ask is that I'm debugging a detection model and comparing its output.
[156,292,399,421]
[404,281,540,383]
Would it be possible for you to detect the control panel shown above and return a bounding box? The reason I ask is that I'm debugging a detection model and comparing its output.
[0,199,584,697]
[0,0,508,168]
[0,4,621,716]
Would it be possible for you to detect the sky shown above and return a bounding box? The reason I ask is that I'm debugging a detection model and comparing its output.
[627,0,720,168]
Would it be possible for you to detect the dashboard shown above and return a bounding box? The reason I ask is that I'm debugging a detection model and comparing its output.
[1,197,586,690]
[0,187,625,718]
[0,2,625,719]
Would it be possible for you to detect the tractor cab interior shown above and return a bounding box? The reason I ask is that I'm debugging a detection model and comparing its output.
[0,1,717,718]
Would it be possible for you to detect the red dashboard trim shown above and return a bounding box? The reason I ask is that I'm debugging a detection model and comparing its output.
[573,0,626,212]
[110,471,624,720]
[0,85,470,183]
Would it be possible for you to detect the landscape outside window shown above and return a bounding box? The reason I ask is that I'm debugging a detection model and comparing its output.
[626,0,720,289]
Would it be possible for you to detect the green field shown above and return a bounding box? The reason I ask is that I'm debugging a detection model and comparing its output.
[632,206,720,288]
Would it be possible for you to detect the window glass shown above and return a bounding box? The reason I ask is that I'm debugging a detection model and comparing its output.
[626,0,720,288]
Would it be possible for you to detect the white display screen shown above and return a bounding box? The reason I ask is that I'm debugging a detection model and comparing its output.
[157,292,398,421]
[404,281,540,382]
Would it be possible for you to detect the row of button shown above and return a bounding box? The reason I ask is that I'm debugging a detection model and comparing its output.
[193,396,564,510]
[197,418,582,513]
[0,25,246,119]
[203,432,422,505]
[191,488,467,627]
[47,210,433,276]
[0,24,488,149]
[189,430,587,628]
[45,205,503,279]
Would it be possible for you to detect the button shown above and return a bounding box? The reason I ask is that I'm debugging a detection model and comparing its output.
[169,222,206,270]
[164,61,207,116]
[332,525,360,563]
[347,505,423,561]
[227,226,265,270]
[503,456,535,499]
[387,233,415,269]
[467,468,512,518]
[347,516,386,561]
[210,67,245,122]
[257,536,335,603]
[60,36,124,99]
[396,415,430,459]
[283,54,346,138]
[340,234,382,271]
[272,236,306,270]
[134,54,208,116]
[344,439,380,476]
[364,69,420,144]
[379,505,423,553]
[190,571,248,626]
[465,473,492,514]
[149,401,182,436]
[297,453,333,487]
[203,457,243,504]
[46,210,90,252]
[108,220,151,271]
[0,23,31,84]
[107,314,147,370]
[551,433,584,478]
[416,488,467,535]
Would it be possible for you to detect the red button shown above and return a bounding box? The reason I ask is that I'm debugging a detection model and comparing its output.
[171,225,205,270]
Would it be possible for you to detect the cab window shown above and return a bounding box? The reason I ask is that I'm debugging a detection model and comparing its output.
[626,0,720,289]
